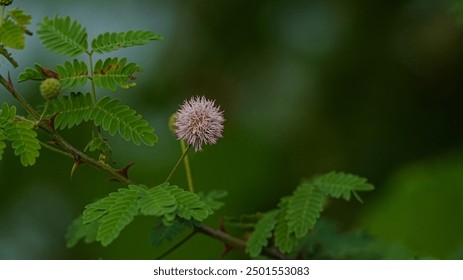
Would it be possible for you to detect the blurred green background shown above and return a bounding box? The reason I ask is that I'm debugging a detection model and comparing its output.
[1,0,463,259]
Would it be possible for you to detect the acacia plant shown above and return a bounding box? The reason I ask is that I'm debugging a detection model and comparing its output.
[0,2,375,259]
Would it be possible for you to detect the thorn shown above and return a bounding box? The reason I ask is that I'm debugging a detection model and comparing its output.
[117,162,135,180]
[47,112,60,132]
[70,156,82,180]
[218,218,233,258]
[41,67,59,79]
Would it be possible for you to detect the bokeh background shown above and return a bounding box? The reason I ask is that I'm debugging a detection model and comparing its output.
[1,0,463,259]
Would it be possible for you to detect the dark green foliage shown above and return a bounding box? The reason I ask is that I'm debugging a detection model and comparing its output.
[245,210,278,257]
[93,57,142,91]
[314,171,374,202]
[69,183,213,247]
[286,182,324,238]
[18,64,46,82]
[151,219,188,246]
[91,30,163,54]
[0,103,40,166]
[47,93,157,146]
[66,215,98,248]
[56,59,89,89]
[245,172,374,257]
[37,16,88,57]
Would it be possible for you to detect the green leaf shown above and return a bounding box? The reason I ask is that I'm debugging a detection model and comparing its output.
[48,92,94,129]
[18,64,46,82]
[198,190,228,210]
[47,93,157,146]
[4,120,40,166]
[274,198,297,253]
[93,57,142,91]
[91,30,163,54]
[151,219,187,246]
[56,59,89,89]
[66,215,99,248]
[0,19,26,49]
[91,96,157,146]
[37,16,88,57]
[84,134,111,153]
[8,8,32,27]
[246,210,278,257]
[139,182,177,218]
[313,171,374,202]
[164,185,212,222]
[286,182,325,238]
[97,187,140,246]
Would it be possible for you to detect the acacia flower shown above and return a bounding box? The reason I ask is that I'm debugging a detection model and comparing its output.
[174,96,224,152]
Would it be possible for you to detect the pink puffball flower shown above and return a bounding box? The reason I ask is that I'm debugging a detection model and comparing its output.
[174,96,224,152]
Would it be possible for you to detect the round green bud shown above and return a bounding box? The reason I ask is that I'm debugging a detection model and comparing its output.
[0,0,13,6]
[40,78,60,100]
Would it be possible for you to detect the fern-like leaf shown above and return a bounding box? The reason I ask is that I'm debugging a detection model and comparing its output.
[286,182,325,239]
[314,171,374,203]
[97,187,140,246]
[56,59,89,89]
[0,19,26,49]
[274,198,297,253]
[93,57,141,91]
[91,96,157,146]
[18,64,46,82]
[66,215,99,248]
[164,185,212,222]
[91,30,163,54]
[48,92,93,129]
[246,210,278,257]
[8,8,32,27]
[139,183,177,218]
[37,16,88,57]
[3,119,40,166]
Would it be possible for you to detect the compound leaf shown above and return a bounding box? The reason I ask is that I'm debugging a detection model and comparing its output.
[91,30,163,54]
[48,92,94,129]
[4,119,40,166]
[313,171,374,203]
[0,19,26,49]
[274,198,297,253]
[96,187,140,246]
[56,59,89,89]
[18,64,46,82]
[246,210,278,257]
[37,16,88,57]
[65,215,99,248]
[139,182,177,218]
[92,96,157,146]
[164,185,212,222]
[93,57,141,91]
[286,182,325,239]
[151,219,187,246]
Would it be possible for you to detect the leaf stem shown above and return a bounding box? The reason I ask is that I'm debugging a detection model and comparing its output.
[165,145,191,183]
[156,231,196,260]
[180,140,194,192]
[87,51,98,106]
[0,5,5,26]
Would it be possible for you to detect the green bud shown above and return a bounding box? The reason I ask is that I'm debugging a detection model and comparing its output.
[168,112,178,136]
[40,78,60,100]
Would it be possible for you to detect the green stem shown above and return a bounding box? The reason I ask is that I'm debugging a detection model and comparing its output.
[0,74,40,120]
[165,145,191,183]
[35,100,50,127]
[180,140,194,192]
[87,51,98,106]
[0,5,5,26]
[156,231,196,260]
